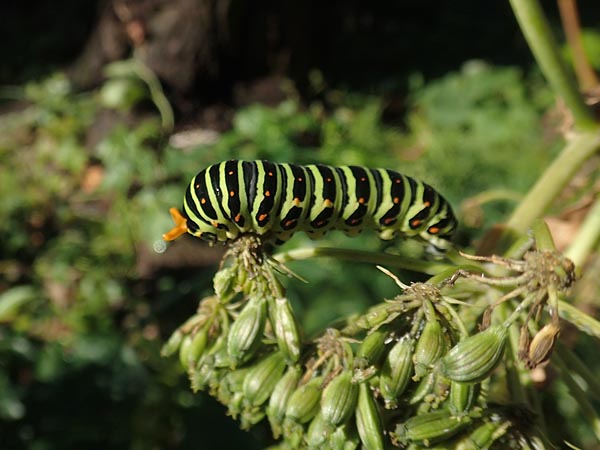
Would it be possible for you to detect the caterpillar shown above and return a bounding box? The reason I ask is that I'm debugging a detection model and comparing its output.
[163,160,457,250]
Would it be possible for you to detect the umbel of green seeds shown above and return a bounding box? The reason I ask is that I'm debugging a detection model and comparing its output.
[438,325,508,383]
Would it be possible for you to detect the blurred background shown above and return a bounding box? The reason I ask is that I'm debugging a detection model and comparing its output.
[1,1,600,449]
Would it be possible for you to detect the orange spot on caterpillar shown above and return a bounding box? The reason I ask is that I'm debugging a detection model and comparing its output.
[195,184,200,189]
[265,190,271,197]
[268,171,274,176]
[284,219,297,227]
[293,197,301,205]
[358,197,365,204]
[230,190,235,197]
[428,226,440,234]
[211,220,220,228]
[393,197,400,204]
[395,179,401,184]
[411,219,422,227]
[258,213,268,222]
[383,218,395,225]
[424,201,431,207]
[323,199,333,208]
[360,177,366,182]
[228,170,234,175]
[201,198,207,204]
[234,214,242,222]
[297,177,303,182]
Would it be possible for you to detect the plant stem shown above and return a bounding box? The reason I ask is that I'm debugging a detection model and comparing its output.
[564,194,600,269]
[559,298,600,338]
[273,247,457,275]
[509,0,595,129]
[532,219,556,250]
[557,0,599,90]
[505,130,600,234]
[497,303,530,406]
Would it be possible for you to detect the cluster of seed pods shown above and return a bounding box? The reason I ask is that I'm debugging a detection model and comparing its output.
[162,236,575,449]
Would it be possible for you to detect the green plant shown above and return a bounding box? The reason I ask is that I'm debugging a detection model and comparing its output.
[159,1,600,449]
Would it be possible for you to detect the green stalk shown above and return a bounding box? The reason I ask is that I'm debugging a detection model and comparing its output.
[564,195,600,269]
[496,303,530,408]
[505,130,600,234]
[559,298,600,339]
[273,247,456,275]
[531,219,556,251]
[508,0,595,129]
[506,0,600,236]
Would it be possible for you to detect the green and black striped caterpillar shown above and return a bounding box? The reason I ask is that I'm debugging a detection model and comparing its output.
[163,160,457,250]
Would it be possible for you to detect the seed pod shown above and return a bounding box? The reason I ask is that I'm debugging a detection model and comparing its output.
[187,326,210,366]
[190,334,229,391]
[270,297,301,363]
[213,266,238,302]
[321,370,359,426]
[243,351,286,406]
[178,335,194,369]
[394,409,471,445]
[161,328,184,357]
[305,411,335,448]
[227,296,267,365]
[328,423,360,450]
[355,327,389,368]
[205,333,231,368]
[438,325,507,383]
[240,407,266,430]
[525,323,560,369]
[455,419,510,450]
[355,383,385,450]
[355,302,398,330]
[380,336,414,409]
[413,318,447,379]
[282,419,305,449]
[221,367,252,398]
[267,366,302,437]
[189,361,215,392]
[449,381,480,415]
[286,376,324,424]
[227,390,245,419]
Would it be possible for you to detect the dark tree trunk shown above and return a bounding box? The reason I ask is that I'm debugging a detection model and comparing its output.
[67,0,339,108]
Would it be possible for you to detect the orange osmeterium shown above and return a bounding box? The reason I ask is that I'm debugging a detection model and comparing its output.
[162,207,189,241]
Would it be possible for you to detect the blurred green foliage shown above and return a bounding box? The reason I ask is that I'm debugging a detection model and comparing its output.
[0,61,562,449]
[562,28,600,71]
